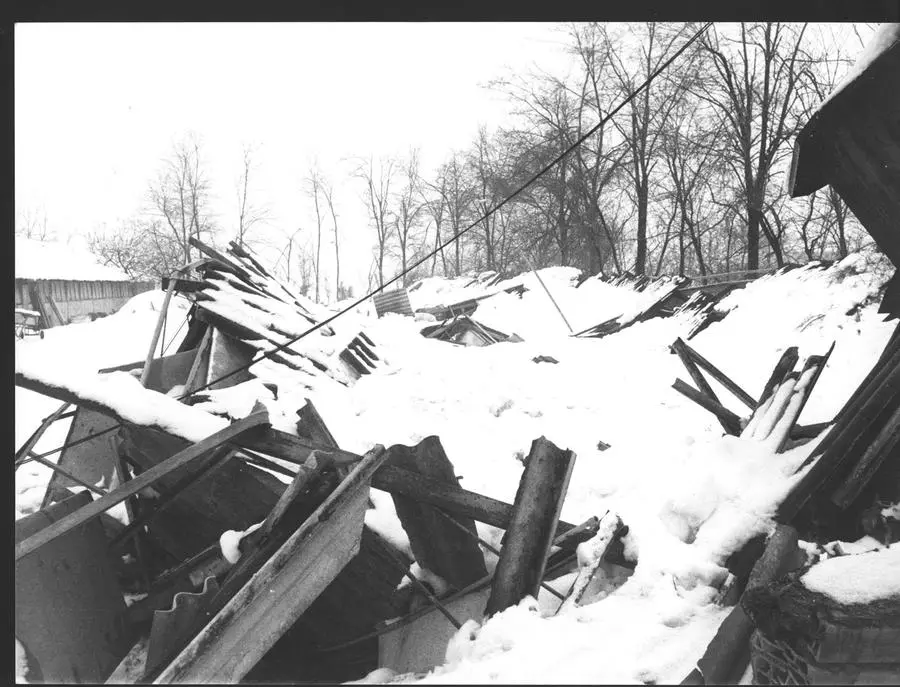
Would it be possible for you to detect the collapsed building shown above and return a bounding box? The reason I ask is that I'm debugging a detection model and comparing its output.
[13,23,900,687]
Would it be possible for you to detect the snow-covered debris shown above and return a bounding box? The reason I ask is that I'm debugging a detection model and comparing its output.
[15,237,132,282]
[801,546,900,605]
[13,244,899,684]
[15,352,228,442]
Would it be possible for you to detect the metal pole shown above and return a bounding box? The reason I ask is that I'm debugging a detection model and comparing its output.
[524,255,574,334]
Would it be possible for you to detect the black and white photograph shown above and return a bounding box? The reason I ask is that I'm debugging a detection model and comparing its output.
[12,17,900,685]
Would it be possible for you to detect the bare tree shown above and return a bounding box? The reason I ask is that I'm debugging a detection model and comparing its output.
[87,218,180,280]
[148,134,215,266]
[606,22,697,275]
[392,150,428,286]
[354,156,397,288]
[321,181,343,298]
[236,143,271,248]
[304,165,327,302]
[16,207,54,241]
[697,23,813,270]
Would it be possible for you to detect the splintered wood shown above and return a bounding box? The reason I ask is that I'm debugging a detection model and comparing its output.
[671,338,834,451]
[555,510,623,614]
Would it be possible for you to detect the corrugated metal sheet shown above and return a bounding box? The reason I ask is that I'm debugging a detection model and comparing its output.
[373,289,413,318]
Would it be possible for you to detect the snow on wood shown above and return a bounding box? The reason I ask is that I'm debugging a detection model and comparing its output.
[555,510,623,614]
[15,354,228,442]
[801,545,900,605]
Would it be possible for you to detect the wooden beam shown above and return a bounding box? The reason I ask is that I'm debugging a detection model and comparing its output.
[672,338,720,406]
[777,346,900,523]
[153,445,387,684]
[372,464,578,538]
[758,347,799,406]
[672,378,743,436]
[485,437,576,617]
[830,404,900,509]
[680,340,757,411]
[16,410,270,561]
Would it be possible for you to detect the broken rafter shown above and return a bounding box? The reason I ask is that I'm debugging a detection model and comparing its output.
[672,338,720,405]
[16,409,270,562]
[777,342,900,523]
[677,338,757,411]
[672,378,743,436]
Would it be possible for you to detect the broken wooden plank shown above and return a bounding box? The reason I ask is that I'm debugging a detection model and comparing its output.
[672,378,743,435]
[758,347,799,405]
[555,511,623,614]
[153,445,388,684]
[16,410,270,561]
[160,276,206,294]
[296,398,340,449]
[672,337,720,406]
[108,445,239,550]
[680,339,757,411]
[142,275,181,386]
[372,463,578,538]
[384,436,488,590]
[830,404,900,509]
[119,424,285,561]
[777,345,900,523]
[485,436,576,617]
[183,327,212,394]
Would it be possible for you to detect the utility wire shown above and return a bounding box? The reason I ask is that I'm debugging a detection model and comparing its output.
[177,20,714,399]
[16,22,713,461]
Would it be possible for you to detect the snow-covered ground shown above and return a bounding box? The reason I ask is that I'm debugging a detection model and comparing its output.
[14,251,898,684]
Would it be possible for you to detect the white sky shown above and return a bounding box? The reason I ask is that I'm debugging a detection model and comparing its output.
[15,22,574,295]
[15,22,870,298]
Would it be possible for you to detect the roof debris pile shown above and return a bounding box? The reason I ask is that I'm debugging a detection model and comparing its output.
[13,243,627,684]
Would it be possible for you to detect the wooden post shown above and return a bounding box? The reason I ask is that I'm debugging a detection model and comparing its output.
[485,437,576,617]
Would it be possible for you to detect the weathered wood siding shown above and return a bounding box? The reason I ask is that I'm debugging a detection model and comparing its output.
[14,279,156,326]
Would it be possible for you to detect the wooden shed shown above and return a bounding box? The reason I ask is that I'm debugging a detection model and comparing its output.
[15,238,155,328]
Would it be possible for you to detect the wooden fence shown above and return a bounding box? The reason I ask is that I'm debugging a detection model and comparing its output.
[14,279,157,328]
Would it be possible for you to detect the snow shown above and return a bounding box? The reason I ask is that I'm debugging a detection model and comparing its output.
[16,639,30,683]
[13,250,899,683]
[801,546,900,604]
[15,237,132,282]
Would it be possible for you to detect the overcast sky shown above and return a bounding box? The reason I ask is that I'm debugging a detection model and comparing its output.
[15,22,576,294]
[15,22,869,297]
